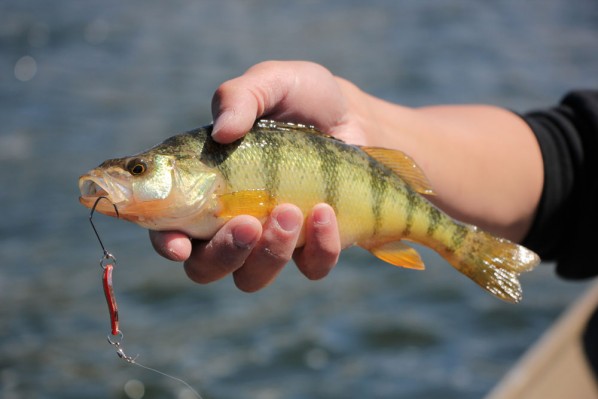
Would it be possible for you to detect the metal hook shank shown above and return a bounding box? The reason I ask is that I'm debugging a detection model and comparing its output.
[89,196,119,258]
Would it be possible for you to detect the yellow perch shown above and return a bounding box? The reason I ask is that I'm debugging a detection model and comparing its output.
[79,120,539,302]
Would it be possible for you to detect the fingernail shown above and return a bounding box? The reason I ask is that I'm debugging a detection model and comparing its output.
[212,110,233,139]
[232,223,259,248]
[167,247,183,261]
[275,208,301,232]
[312,204,331,225]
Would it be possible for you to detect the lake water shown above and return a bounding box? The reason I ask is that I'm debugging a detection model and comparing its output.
[1,1,598,398]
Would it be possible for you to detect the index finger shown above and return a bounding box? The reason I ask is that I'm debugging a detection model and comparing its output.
[149,230,192,262]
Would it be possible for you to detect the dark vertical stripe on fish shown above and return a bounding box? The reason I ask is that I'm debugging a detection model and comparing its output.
[199,133,239,182]
[304,134,340,210]
[367,157,386,236]
[260,132,283,195]
[426,206,442,237]
[402,187,417,237]
[448,224,469,253]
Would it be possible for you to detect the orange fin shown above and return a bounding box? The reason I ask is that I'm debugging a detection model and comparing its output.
[367,241,426,270]
[439,227,540,303]
[217,189,277,219]
[360,146,435,195]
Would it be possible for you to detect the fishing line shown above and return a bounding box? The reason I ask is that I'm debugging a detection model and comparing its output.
[89,196,203,399]
[107,333,202,398]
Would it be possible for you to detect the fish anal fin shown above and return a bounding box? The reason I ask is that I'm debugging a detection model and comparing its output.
[367,241,426,270]
[217,189,277,219]
[361,146,435,195]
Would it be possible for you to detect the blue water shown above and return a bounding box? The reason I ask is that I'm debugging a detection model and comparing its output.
[2,1,598,398]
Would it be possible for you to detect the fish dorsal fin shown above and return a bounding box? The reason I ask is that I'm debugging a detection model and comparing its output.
[367,241,426,270]
[256,120,345,142]
[360,146,435,195]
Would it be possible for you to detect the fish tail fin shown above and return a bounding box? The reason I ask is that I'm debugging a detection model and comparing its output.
[442,226,540,303]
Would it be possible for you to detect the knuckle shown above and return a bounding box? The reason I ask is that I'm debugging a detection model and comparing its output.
[212,82,232,105]
[234,279,262,293]
[232,270,271,293]
[294,245,339,281]
[261,246,293,265]
[183,239,250,284]
[183,261,213,284]
[301,260,333,281]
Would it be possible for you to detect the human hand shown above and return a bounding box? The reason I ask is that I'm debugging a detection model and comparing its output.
[150,61,372,291]
[209,60,371,145]
[150,203,340,291]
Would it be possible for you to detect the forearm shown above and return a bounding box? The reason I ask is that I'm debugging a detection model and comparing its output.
[337,78,544,241]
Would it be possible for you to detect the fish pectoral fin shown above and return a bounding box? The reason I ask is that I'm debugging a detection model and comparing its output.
[366,241,426,270]
[360,147,436,195]
[217,189,277,219]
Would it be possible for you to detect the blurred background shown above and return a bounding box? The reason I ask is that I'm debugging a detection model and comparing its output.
[1,1,598,398]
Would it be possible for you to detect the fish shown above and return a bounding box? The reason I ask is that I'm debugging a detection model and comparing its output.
[79,120,540,303]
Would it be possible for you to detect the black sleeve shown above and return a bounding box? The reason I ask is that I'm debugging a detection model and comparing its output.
[521,90,598,279]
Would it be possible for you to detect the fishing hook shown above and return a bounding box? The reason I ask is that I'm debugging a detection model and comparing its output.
[89,196,119,268]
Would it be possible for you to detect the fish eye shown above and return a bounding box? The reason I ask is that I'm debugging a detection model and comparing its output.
[127,159,147,176]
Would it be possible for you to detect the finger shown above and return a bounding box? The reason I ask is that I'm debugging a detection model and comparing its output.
[183,216,262,284]
[293,204,341,280]
[232,204,303,292]
[149,230,192,262]
[211,63,285,143]
[210,87,260,144]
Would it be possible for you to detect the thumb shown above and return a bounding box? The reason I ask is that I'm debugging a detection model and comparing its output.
[211,62,292,143]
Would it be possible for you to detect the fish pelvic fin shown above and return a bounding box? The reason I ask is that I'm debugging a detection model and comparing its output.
[360,147,435,195]
[365,241,426,270]
[441,226,540,303]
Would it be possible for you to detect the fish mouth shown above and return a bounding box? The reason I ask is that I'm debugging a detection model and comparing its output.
[78,171,130,214]
[79,178,109,197]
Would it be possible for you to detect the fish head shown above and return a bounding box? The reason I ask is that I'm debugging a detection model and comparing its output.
[79,151,218,230]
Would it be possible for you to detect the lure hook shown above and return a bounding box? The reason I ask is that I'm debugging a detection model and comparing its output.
[89,196,119,267]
